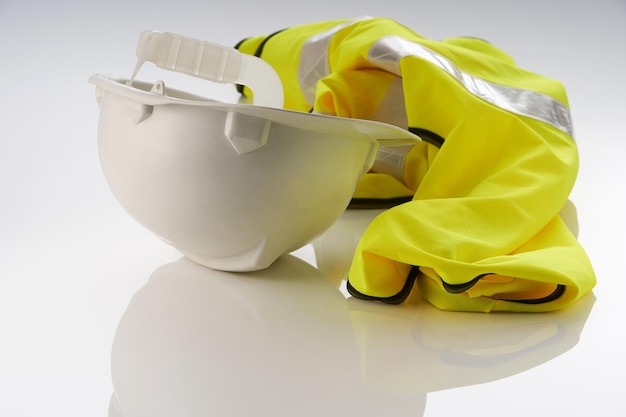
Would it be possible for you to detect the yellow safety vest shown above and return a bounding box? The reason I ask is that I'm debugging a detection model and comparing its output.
[236,17,596,312]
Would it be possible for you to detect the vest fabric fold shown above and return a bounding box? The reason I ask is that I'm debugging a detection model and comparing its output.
[236,17,596,312]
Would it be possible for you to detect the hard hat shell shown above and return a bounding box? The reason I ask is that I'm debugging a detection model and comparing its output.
[90,38,418,271]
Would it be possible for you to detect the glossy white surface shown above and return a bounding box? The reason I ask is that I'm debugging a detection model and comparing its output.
[1,0,625,416]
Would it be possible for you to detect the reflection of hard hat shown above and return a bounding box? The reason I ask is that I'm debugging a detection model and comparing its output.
[109,256,426,416]
[89,31,419,271]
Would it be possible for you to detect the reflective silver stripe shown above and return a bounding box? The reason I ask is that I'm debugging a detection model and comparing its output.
[298,16,372,106]
[368,36,573,136]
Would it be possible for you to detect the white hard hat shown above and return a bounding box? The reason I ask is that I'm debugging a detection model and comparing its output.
[90,31,419,271]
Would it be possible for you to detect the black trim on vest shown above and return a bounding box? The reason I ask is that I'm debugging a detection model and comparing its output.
[348,196,413,209]
[408,127,445,148]
[253,29,286,57]
[346,266,420,305]
[348,269,566,306]
[440,273,567,305]
[441,274,488,294]
[233,37,249,51]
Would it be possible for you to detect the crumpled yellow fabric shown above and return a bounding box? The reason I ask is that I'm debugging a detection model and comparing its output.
[236,17,596,311]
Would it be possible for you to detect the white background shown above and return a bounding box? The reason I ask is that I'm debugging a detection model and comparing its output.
[1,0,625,416]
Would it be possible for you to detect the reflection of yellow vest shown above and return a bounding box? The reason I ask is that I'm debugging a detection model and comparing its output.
[236,17,596,312]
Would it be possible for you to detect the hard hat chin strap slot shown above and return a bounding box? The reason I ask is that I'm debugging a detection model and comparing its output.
[128,30,284,108]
